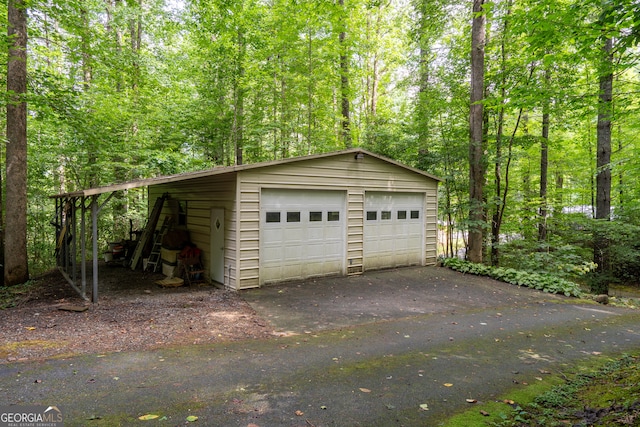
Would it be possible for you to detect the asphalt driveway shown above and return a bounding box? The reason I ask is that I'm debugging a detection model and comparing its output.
[242,266,569,335]
[1,266,639,426]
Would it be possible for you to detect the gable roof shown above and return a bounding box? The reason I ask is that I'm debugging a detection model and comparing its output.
[51,148,441,199]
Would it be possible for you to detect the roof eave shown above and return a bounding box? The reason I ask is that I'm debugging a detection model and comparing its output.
[50,148,441,199]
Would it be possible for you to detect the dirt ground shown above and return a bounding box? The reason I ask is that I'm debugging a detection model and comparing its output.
[0,264,274,363]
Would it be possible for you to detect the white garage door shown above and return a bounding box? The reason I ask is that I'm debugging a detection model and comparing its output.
[261,189,346,284]
[364,192,424,270]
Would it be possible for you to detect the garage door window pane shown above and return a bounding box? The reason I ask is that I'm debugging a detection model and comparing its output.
[410,210,420,219]
[287,211,301,222]
[266,212,281,223]
[397,210,407,219]
[309,211,323,222]
[381,211,391,220]
[367,211,377,221]
[328,211,340,221]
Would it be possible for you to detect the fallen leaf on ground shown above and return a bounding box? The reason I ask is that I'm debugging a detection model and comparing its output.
[480,410,490,416]
[359,388,371,393]
[443,383,453,387]
[419,403,429,411]
[186,415,198,422]
[466,399,477,403]
[295,410,304,416]
[138,414,159,420]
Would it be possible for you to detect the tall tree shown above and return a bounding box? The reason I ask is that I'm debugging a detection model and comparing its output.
[593,32,613,291]
[338,0,352,148]
[538,68,550,242]
[595,40,613,222]
[5,0,29,286]
[468,0,485,263]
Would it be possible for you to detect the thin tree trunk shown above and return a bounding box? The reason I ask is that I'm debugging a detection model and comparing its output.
[5,0,29,286]
[234,29,245,165]
[490,104,504,266]
[307,26,313,153]
[468,0,486,264]
[538,68,550,242]
[339,0,351,148]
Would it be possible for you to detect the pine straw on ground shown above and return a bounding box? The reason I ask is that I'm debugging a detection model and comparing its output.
[0,266,274,363]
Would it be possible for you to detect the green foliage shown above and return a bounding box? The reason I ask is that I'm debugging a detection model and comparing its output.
[590,220,640,284]
[442,258,583,297]
[0,280,38,309]
[499,238,595,280]
[2,0,640,280]
[491,354,640,427]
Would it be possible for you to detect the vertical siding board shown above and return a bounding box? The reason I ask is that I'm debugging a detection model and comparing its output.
[347,190,364,274]
[236,174,261,289]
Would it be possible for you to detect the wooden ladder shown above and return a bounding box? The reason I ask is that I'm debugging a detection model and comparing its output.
[145,216,173,272]
[130,193,168,270]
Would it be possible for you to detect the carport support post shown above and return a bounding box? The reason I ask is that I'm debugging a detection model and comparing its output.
[80,197,87,298]
[89,192,116,303]
[92,195,99,303]
[71,197,78,286]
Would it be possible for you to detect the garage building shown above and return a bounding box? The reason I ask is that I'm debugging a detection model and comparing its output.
[53,148,440,297]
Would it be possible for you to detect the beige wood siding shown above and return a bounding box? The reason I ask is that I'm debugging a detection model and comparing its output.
[236,183,260,289]
[347,189,364,275]
[148,173,237,287]
[236,153,438,289]
[425,188,439,264]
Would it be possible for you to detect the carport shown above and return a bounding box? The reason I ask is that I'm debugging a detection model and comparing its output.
[50,169,224,303]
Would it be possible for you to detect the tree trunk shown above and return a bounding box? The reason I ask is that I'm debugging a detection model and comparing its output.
[538,68,550,242]
[5,0,29,286]
[468,0,486,264]
[593,35,613,294]
[234,29,245,166]
[339,0,351,148]
[490,106,504,266]
[596,38,612,223]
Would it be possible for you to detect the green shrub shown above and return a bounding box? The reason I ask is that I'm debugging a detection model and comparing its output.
[499,238,595,281]
[442,258,583,297]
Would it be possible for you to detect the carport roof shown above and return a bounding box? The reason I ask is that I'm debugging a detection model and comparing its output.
[50,148,442,199]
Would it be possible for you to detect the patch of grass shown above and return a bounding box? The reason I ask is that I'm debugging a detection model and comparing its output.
[0,339,68,359]
[439,374,566,427]
[441,354,640,427]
